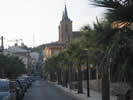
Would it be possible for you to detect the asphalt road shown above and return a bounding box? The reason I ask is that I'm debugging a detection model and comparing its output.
[23,80,78,100]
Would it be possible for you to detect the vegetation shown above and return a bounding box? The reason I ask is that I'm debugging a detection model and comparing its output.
[90,0,133,100]
[43,0,133,100]
[0,54,26,79]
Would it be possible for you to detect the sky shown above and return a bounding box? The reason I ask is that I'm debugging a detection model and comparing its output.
[0,0,105,48]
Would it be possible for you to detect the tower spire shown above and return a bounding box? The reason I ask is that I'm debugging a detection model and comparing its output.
[61,4,71,22]
[62,11,65,20]
[64,4,68,19]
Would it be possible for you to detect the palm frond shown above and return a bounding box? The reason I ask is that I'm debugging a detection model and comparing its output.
[90,0,133,23]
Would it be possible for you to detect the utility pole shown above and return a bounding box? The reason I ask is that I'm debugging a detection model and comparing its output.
[0,36,4,78]
[1,36,4,51]
[33,33,35,48]
[0,36,4,53]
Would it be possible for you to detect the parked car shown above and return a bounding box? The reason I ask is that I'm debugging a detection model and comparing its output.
[29,76,35,82]
[0,79,16,100]
[12,81,24,100]
[15,80,24,97]
[16,79,27,92]
[18,76,32,88]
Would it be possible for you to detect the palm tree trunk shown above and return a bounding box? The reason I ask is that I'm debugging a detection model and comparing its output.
[102,72,110,100]
[50,73,53,81]
[66,71,69,88]
[78,63,83,93]
[62,70,67,87]
[69,64,73,89]
[64,71,68,88]
[62,71,65,87]
[57,70,62,84]
[61,70,64,86]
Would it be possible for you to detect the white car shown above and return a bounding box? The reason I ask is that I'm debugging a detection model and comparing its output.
[0,79,16,100]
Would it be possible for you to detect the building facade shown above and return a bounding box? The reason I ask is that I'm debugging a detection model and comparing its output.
[44,5,72,59]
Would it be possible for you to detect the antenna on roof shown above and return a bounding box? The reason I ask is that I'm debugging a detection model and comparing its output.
[33,33,35,48]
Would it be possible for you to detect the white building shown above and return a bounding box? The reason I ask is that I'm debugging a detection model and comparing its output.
[5,45,31,70]
[30,52,39,71]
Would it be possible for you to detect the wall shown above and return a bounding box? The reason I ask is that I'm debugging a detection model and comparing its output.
[83,80,101,92]
[82,80,131,96]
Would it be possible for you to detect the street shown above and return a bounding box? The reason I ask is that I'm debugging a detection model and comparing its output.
[23,80,79,100]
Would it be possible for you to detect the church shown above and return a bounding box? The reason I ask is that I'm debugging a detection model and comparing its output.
[45,5,78,59]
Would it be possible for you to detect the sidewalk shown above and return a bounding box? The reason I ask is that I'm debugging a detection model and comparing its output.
[49,81,117,100]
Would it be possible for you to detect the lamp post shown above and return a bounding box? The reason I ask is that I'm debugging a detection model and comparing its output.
[86,56,90,97]
[82,49,90,97]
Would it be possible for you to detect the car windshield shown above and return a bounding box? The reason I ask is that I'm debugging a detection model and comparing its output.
[0,82,9,92]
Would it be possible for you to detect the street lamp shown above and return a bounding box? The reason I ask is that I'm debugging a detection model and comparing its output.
[86,55,90,97]
[82,49,90,97]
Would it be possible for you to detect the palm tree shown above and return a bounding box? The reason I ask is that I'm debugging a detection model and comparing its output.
[91,0,133,25]
[64,48,74,89]
[43,56,60,81]
[55,51,69,87]
[70,40,87,94]
[89,1,133,100]
[80,24,103,97]
[81,20,118,100]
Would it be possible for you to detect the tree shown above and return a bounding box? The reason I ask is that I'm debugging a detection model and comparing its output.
[43,56,59,81]
[69,40,86,93]
[65,46,76,89]
[0,54,26,79]
[89,0,133,100]
[57,51,69,87]
[81,20,118,100]
[81,24,103,97]
[91,0,133,24]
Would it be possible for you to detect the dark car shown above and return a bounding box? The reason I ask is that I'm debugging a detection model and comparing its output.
[16,79,27,93]
[29,76,35,82]
[18,76,32,88]
[12,81,24,100]
[15,80,24,97]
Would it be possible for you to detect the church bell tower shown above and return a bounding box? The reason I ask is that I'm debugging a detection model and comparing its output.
[58,5,72,44]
